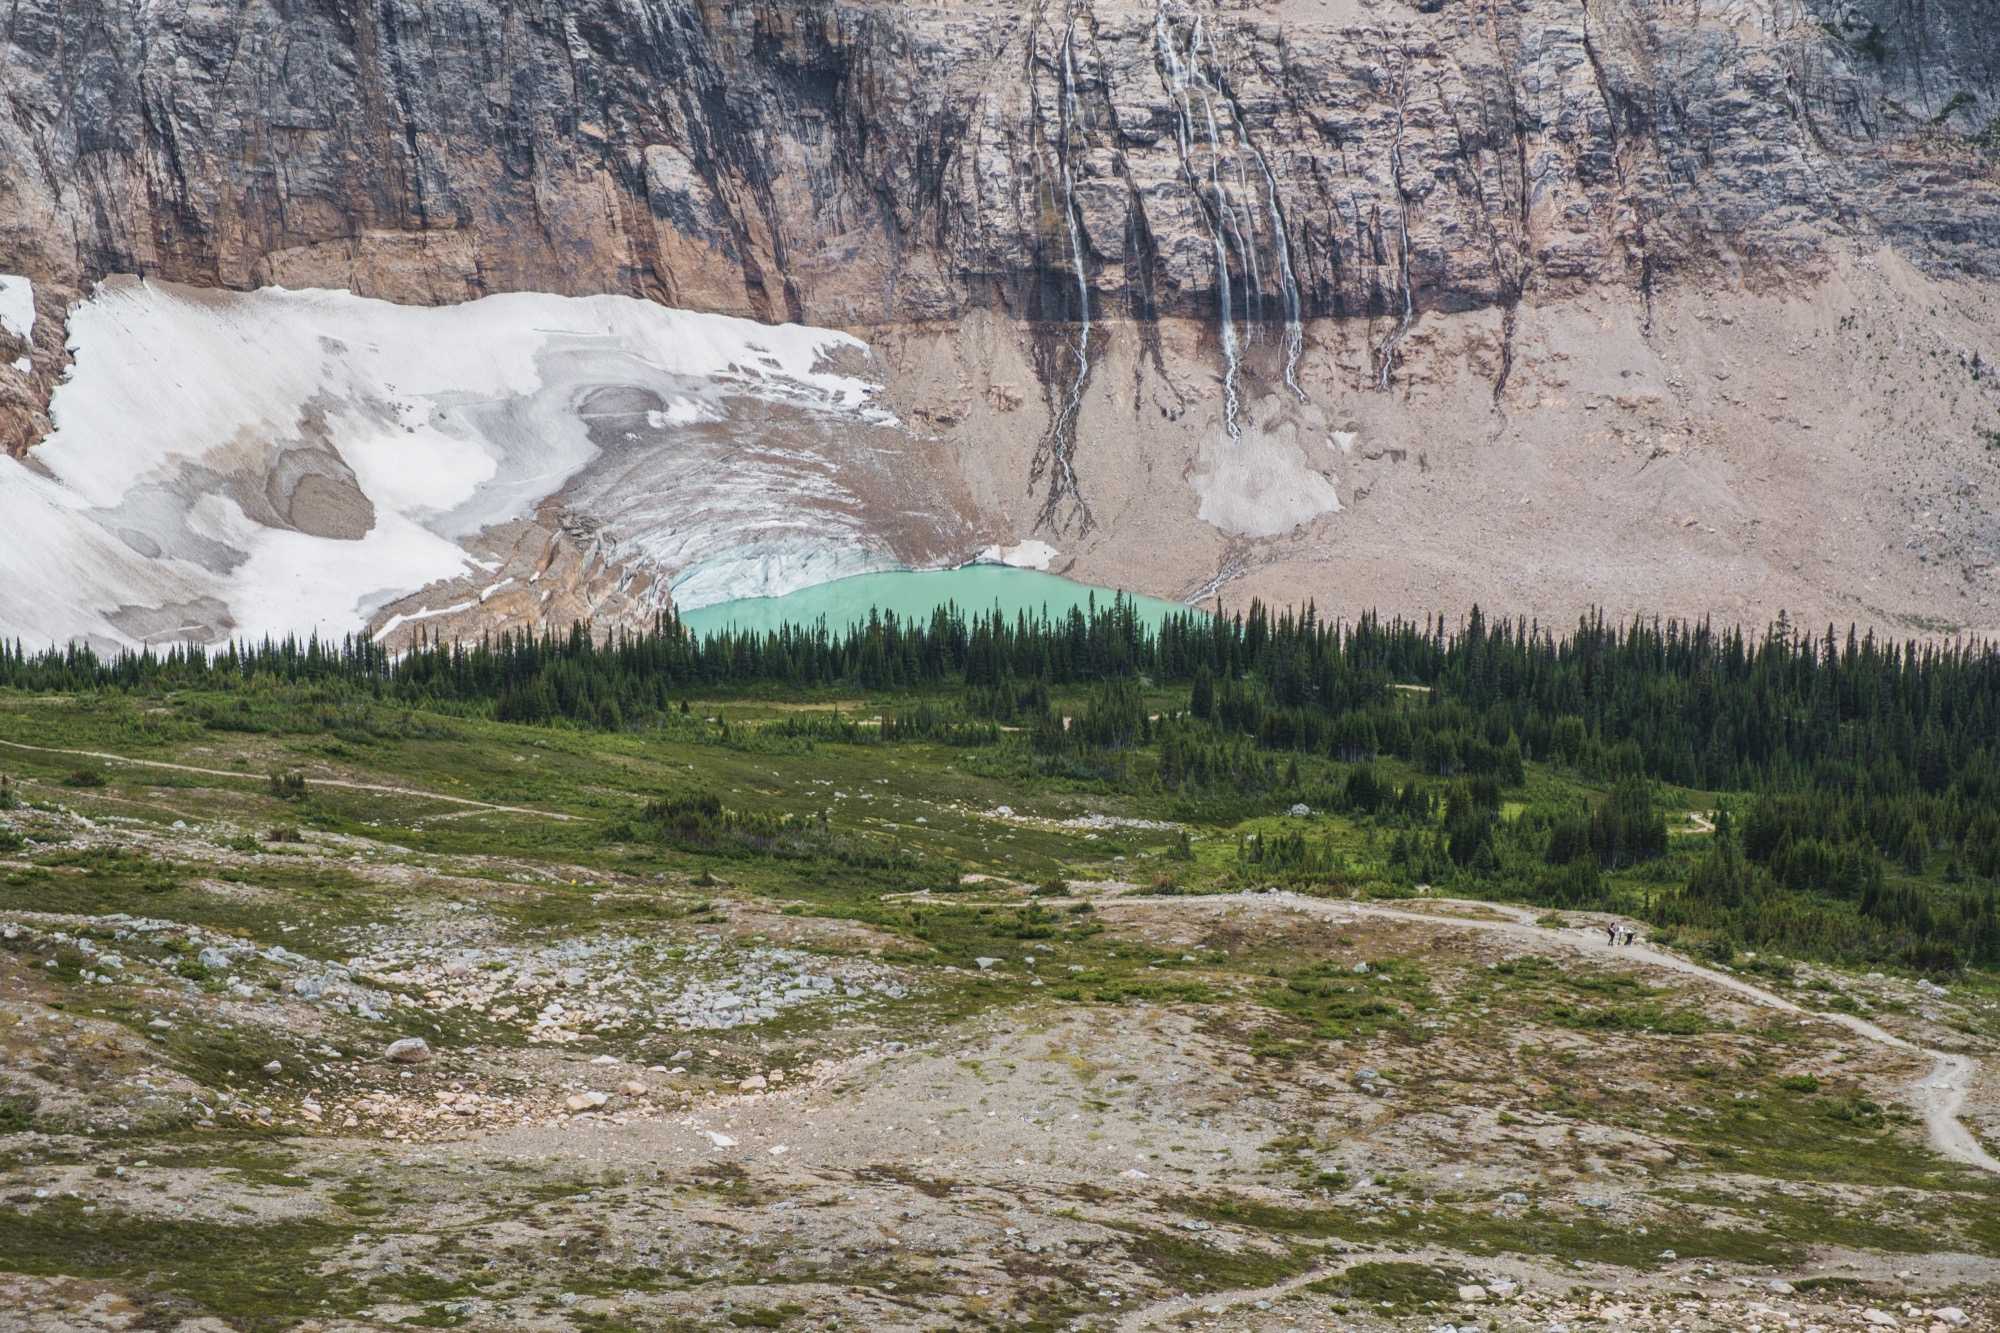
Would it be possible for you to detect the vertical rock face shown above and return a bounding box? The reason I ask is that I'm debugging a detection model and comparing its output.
[0,0,1997,637]
[2,0,1994,328]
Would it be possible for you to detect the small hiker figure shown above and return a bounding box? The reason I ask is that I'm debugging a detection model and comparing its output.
[1622,928,1637,947]
[1604,924,1618,945]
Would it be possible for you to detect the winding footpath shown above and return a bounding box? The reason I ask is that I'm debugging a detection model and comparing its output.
[0,736,579,821]
[1116,891,2000,1177]
[1108,890,1999,1330]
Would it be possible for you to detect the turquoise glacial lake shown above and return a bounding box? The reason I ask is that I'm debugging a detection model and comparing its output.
[678,566,1195,638]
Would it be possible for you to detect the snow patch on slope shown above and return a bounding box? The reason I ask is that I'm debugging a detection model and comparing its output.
[0,279,891,646]
[374,597,481,643]
[976,540,1061,571]
[1192,429,1342,538]
[646,400,709,428]
[0,275,33,342]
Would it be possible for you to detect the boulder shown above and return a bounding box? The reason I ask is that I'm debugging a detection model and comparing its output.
[384,1037,432,1064]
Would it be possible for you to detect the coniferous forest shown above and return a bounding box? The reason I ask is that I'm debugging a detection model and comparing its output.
[2,599,1996,973]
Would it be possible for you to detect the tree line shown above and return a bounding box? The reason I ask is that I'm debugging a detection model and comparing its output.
[2,599,1995,969]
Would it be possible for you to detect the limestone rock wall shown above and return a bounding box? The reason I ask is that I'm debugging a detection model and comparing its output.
[3,0,1994,331]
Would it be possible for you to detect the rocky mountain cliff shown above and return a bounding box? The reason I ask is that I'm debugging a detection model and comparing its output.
[2,0,1998,639]
[7,0,1996,318]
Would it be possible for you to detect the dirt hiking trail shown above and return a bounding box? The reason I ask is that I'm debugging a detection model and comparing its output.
[0,737,579,821]
[1117,892,2000,1179]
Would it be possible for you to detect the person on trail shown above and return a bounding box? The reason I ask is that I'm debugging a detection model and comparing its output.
[1622,928,1637,947]
[1605,924,1618,945]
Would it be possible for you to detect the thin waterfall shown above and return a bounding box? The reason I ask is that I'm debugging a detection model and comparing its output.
[1194,74,1261,340]
[1194,19,1264,329]
[1377,88,1416,391]
[1155,5,1242,441]
[1211,65,1307,401]
[1248,140,1304,400]
[1030,12,1094,529]
[1229,137,1266,330]
[1052,18,1093,448]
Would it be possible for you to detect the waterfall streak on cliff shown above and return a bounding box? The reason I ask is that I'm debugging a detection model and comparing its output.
[1028,13,1093,531]
[1377,85,1417,392]
[1229,97,1306,401]
[1156,5,1241,441]
[1196,20,1264,329]
[1262,149,1307,400]
[1053,19,1093,451]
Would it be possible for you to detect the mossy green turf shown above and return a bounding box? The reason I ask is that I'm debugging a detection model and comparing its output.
[1309,1260,1473,1311]
[1,684,1993,1068]
[2,683,1998,1323]
[0,691,1649,890]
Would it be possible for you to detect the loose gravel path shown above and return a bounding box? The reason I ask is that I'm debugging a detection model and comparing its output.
[0,736,580,820]
[1117,892,2000,1178]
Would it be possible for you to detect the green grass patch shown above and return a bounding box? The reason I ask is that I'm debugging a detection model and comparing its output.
[1308,1260,1468,1311]
[0,1198,357,1328]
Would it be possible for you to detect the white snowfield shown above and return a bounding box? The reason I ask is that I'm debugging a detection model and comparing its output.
[0,274,33,342]
[0,279,898,648]
[975,539,1061,571]
[1193,427,1341,538]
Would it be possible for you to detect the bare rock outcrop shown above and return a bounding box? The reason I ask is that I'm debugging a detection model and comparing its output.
[2,0,1992,325]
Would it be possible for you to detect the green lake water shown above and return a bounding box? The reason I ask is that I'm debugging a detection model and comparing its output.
[678,566,1195,638]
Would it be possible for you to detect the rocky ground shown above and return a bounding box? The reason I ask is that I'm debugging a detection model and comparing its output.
[900,250,2000,641]
[3,776,1997,1331]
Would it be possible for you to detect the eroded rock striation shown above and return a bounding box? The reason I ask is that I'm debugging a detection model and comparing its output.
[4,0,1995,325]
